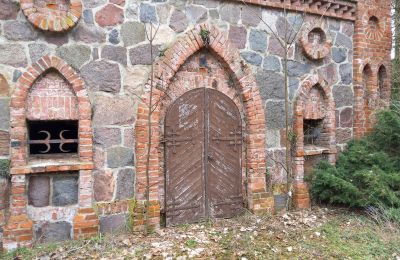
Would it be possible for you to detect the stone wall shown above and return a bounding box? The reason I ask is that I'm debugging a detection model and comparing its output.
[0,0,392,248]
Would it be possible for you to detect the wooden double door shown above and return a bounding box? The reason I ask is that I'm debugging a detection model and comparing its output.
[164,88,243,226]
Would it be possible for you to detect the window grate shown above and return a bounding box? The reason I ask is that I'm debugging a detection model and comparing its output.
[28,120,78,155]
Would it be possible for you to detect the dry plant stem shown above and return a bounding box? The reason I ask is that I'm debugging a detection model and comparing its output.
[144,22,160,236]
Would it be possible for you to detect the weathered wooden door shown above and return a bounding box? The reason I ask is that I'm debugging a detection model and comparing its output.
[165,88,243,226]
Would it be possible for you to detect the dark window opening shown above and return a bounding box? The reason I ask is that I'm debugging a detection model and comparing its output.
[28,120,78,155]
[303,119,323,145]
[308,28,326,45]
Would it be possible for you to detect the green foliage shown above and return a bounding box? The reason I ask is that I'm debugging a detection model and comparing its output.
[311,109,400,208]
[0,159,10,178]
[199,29,210,46]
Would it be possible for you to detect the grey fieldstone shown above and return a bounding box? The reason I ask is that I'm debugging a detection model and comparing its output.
[126,0,138,19]
[332,47,347,63]
[124,128,134,147]
[263,56,281,71]
[265,100,286,129]
[0,178,9,210]
[44,33,69,46]
[13,70,22,82]
[129,44,160,65]
[0,0,19,20]
[193,0,218,8]
[83,9,94,24]
[342,22,354,37]
[109,29,120,44]
[115,168,135,200]
[72,24,106,44]
[56,44,91,70]
[35,222,72,243]
[249,29,268,53]
[276,16,297,44]
[340,107,353,128]
[0,44,27,68]
[92,47,99,60]
[93,95,136,126]
[339,63,352,85]
[107,147,134,168]
[100,214,128,234]
[0,99,10,130]
[240,52,262,66]
[140,3,157,23]
[328,19,341,31]
[186,5,207,23]
[28,176,50,207]
[157,4,171,24]
[333,85,353,107]
[52,175,79,206]
[335,32,352,49]
[29,43,50,63]
[93,170,114,202]
[83,0,106,8]
[94,127,122,147]
[241,5,261,27]
[101,45,127,65]
[3,21,38,41]
[289,77,299,100]
[121,22,145,47]
[220,2,240,24]
[256,70,285,100]
[229,26,247,49]
[287,60,311,77]
[318,63,339,86]
[169,9,188,33]
[81,60,121,93]
[209,9,219,19]
[266,129,280,148]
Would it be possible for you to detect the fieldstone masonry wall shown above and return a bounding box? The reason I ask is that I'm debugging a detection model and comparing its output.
[0,0,392,249]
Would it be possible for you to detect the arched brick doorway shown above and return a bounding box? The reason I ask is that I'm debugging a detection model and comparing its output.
[134,24,270,230]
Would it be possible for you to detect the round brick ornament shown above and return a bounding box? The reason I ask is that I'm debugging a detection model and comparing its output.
[21,0,82,32]
[361,10,386,41]
[300,22,332,60]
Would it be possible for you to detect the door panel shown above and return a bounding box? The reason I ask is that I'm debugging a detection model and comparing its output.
[207,90,243,218]
[165,88,243,226]
[165,88,205,226]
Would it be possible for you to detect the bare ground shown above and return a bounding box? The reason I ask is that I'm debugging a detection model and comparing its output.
[2,207,400,260]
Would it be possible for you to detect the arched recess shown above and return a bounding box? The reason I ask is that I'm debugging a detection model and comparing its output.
[134,24,269,229]
[5,55,96,250]
[354,63,375,137]
[293,73,336,208]
[377,65,391,106]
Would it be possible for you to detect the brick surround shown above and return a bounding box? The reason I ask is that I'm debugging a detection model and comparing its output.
[134,24,271,229]
[293,73,336,209]
[353,0,392,138]
[4,56,97,250]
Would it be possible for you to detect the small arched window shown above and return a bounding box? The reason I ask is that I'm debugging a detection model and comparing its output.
[362,64,373,96]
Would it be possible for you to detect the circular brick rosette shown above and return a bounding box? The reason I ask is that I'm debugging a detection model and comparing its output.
[362,11,386,40]
[300,23,332,60]
[21,0,82,32]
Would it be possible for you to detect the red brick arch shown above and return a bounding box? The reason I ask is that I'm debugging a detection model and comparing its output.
[10,55,92,167]
[292,73,336,209]
[134,24,270,228]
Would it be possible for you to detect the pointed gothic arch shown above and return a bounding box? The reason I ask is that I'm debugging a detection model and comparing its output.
[134,24,269,229]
